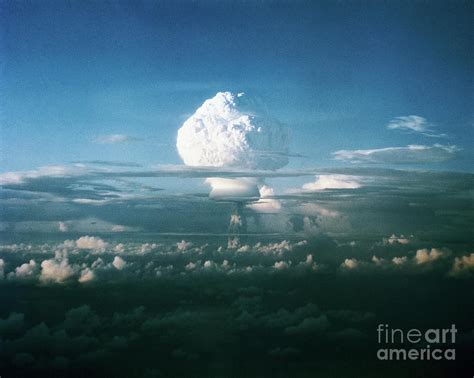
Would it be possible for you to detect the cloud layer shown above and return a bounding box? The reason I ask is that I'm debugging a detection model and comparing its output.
[332,144,459,164]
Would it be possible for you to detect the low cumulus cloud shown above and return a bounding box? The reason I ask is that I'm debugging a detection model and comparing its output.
[40,258,76,284]
[7,260,38,280]
[382,234,412,246]
[0,235,472,289]
[340,258,359,270]
[332,144,459,164]
[112,256,127,270]
[391,256,408,265]
[78,268,96,283]
[0,238,314,284]
[354,247,452,272]
[450,253,474,277]
[75,236,108,252]
[414,248,447,265]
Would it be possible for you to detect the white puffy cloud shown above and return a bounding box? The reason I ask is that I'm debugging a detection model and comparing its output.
[371,248,447,270]
[300,175,362,192]
[203,260,215,269]
[274,261,289,270]
[414,248,445,264]
[371,255,409,268]
[259,185,277,198]
[332,144,459,164]
[138,243,160,255]
[371,256,386,266]
[78,268,95,283]
[392,256,408,265]
[340,258,359,270]
[112,256,127,270]
[58,222,68,232]
[75,236,108,252]
[236,245,251,253]
[247,185,282,213]
[383,234,411,245]
[176,240,193,251]
[299,254,319,271]
[1,237,468,281]
[40,259,75,284]
[93,134,140,144]
[257,240,293,255]
[177,92,289,170]
[450,253,474,277]
[185,262,197,271]
[356,250,453,271]
[8,260,38,280]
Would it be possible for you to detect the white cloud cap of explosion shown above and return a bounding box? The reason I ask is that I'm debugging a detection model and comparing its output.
[205,177,260,201]
[177,91,289,170]
[177,92,289,201]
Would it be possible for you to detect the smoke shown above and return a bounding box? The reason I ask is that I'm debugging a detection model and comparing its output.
[205,177,260,201]
[227,203,246,249]
[177,92,290,244]
[177,91,289,202]
[177,92,289,170]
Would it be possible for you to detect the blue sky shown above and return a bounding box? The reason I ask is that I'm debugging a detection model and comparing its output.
[0,5,473,376]
[1,0,473,172]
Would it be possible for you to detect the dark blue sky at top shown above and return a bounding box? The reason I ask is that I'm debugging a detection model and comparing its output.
[1,0,472,171]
